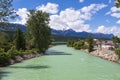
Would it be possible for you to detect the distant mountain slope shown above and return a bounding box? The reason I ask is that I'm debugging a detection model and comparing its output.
[0,23,114,39]
[51,29,114,39]
[0,23,27,32]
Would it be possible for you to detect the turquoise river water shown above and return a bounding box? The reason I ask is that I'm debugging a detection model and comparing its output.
[1,45,120,80]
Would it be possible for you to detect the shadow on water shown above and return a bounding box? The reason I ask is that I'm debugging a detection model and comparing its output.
[0,65,49,80]
[0,70,11,80]
[9,65,50,69]
[45,50,72,55]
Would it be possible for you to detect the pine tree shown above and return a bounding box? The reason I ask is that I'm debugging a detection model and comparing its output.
[86,35,94,52]
[14,28,26,50]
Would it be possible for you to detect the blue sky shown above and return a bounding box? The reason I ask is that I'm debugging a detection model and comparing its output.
[11,0,120,36]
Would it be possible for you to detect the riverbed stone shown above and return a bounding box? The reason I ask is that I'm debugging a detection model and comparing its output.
[15,56,23,63]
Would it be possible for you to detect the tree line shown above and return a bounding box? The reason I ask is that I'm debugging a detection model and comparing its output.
[67,35,94,52]
[0,0,51,66]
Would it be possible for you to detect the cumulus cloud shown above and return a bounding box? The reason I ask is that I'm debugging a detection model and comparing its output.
[96,25,120,36]
[50,4,107,32]
[36,2,59,14]
[12,3,107,33]
[13,8,29,25]
[106,6,120,18]
[116,20,120,24]
[79,0,84,3]
[12,3,59,24]
[49,8,90,32]
[80,4,107,20]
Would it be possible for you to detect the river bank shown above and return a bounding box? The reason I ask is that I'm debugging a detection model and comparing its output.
[1,45,120,80]
[82,48,120,64]
[0,52,42,67]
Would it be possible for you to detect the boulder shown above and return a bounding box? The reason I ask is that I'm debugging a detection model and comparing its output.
[15,56,23,63]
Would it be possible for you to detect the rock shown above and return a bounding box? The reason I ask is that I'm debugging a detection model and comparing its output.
[9,59,15,65]
[35,53,41,57]
[90,48,119,63]
[15,56,23,63]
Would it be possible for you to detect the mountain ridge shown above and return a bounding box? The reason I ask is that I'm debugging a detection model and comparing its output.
[0,23,114,39]
[51,29,114,39]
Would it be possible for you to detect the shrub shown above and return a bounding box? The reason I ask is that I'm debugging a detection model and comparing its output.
[115,48,120,58]
[7,46,20,59]
[81,45,89,49]
[67,40,74,47]
[0,42,13,52]
[73,40,84,49]
[0,48,10,65]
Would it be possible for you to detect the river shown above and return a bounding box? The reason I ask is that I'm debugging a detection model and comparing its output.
[1,45,120,80]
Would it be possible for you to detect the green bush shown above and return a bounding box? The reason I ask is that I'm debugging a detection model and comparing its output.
[20,48,38,55]
[115,48,120,58]
[7,46,20,59]
[73,40,84,49]
[0,48,10,65]
[67,40,74,47]
[0,42,13,52]
[0,32,9,43]
[23,50,34,55]
[81,45,89,49]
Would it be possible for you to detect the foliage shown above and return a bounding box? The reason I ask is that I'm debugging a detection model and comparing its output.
[67,40,74,47]
[7,46,20,59]
[14,28,26,50]
[26,10,51,52]
[112,36,120,48]
[115,48,120,58]
[115,0,120,7]
[0,0,17,22]
[73,40,84,49]
[81,45,89,49]
[22,49,38,55]
[86,35,94,52]
[0,48,10,65]
[112,36,120,43]
[0,32,13,51]
[0,32,9,43]
[0,42,13,52]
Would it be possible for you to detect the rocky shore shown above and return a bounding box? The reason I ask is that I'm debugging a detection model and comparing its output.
[83,48,120,64]
[2,53,43,66]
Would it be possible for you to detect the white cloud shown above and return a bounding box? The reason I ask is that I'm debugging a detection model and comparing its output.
[12,3,59,24]
[49,8,90,32]
[106,6,120,18]
[50,4,107,32]
[81,4,107,14]
[79,0,84,3]
[96,25,120,36]
[80,4,107,20]
[111,13,120,18]
[36,2,59,14]
[116,20,120,24]
[12,8,29,25]
[12,3,107,33]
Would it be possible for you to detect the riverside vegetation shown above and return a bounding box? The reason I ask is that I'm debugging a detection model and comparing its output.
[67,35,120,63]
[67,35,94,52]
[0,0,51,66]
